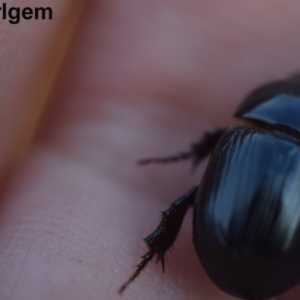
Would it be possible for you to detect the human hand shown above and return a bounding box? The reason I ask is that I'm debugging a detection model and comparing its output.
[1,1,300,300]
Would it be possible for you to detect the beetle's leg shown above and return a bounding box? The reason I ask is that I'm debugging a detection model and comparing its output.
[119,186,198,294]
[138,128,226,170]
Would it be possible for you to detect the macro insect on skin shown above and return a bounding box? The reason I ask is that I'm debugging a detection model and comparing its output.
[119,75,300,300]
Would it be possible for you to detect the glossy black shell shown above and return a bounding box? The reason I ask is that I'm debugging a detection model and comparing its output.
[235,79,300,132]
[193,79,300,300]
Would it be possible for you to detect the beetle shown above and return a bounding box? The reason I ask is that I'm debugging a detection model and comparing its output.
[119,75,300,300]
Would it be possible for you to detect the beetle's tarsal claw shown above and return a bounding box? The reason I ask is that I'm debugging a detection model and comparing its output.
[157,251,165,273]
[118,250,156,295]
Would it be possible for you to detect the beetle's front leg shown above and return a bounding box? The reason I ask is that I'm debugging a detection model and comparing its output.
[119,186,198,294]
[138,128,227,170]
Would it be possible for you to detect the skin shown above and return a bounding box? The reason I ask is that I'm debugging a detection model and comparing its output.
[1,1,300,299]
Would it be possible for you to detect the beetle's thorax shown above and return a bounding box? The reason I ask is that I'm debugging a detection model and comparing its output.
[234,79,300,139]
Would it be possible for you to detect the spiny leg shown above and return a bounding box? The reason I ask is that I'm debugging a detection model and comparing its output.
[119,186,198,294]
[119,129,226,292]
[138,128,227,170]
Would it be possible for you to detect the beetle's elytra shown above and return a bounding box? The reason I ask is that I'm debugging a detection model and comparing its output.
[119,76,300,300]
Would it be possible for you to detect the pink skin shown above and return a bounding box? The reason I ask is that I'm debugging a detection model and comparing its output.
[1,1,300,299]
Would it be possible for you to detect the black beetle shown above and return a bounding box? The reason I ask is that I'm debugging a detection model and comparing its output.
[119,76,300,300]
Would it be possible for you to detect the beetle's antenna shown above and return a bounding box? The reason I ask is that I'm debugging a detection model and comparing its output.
[119,249,156,294]
[137,152,193,165]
